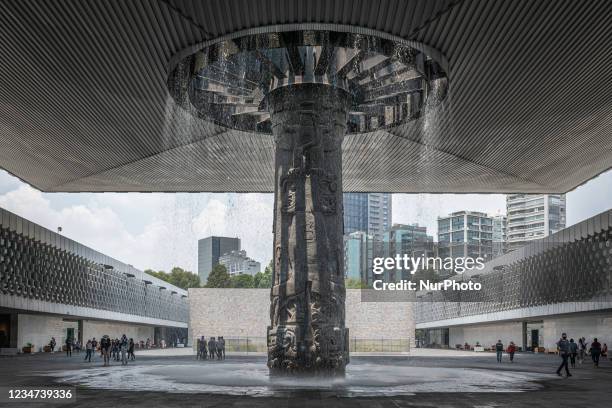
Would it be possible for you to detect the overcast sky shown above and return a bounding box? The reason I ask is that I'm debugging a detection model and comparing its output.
[0,169,610,273]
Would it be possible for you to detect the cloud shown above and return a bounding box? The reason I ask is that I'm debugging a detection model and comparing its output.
[0,185,174,272]
[191,193,274,267]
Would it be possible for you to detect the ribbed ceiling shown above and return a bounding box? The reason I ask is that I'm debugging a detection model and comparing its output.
[0,0,610,193]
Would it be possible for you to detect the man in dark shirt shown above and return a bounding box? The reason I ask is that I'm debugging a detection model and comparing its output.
[590,338,602,367]
[495,340,504,363]
[208,337,216,360]
[100,335,111,367]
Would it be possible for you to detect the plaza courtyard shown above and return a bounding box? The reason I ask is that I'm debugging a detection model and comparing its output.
[2,349,611,407]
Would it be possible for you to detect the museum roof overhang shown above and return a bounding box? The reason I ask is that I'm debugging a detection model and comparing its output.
[0,0,611,193]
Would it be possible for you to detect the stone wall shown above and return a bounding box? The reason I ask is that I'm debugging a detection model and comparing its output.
[17,314,67,352]
[449,322,523,349]
[82,320,154,344]
[188,288,414,347]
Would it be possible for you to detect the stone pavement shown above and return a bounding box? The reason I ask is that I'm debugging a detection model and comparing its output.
[1,349,610,407]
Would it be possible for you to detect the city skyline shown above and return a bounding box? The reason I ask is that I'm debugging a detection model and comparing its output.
[0,169,610,274]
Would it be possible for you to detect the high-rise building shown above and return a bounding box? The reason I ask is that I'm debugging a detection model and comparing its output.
[218,250,261,276]
[383,224,434,281]
[197,236,241,283]
[491,214,507,258]
[437,211,493,261]
[344,231,374,284]
[343,193,392,241]
[506,194,566,249]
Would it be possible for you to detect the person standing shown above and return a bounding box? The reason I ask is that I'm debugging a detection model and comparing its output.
[507,341,516,363]
[65,337,72,357]
[208,337,216,360]
[590,338,601,367]
[91,338,98,359]
[84,339,93,362]
[128,338,135,361]
[495,340,504,363]
[100,335,111,367]
[556,333,572,377]
[219,336,226,360]
[50,337,56,353]
[120,334,129,366]
[601,343,608,360]
[198,336,207,360]
[569,338,578,368]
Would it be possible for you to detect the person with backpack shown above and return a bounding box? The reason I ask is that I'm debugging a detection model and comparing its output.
[556,333,572,377]
[495,340,504,363]
[590,338,602,367]
[506,341,517,363]
[569,338,578,368]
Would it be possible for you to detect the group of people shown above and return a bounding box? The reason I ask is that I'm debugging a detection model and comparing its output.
[49,334,136,366]
[556,334,608,376]
[196,336,226,360]
[494,340,517,363]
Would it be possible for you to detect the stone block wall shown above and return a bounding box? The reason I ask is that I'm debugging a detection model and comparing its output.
[188,288,414,347]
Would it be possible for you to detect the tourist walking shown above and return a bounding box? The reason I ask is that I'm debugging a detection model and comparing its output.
[100,335,111,366]
[495,340,504,363]
[578,337,587,363]
[84,339,93,362]
[219,336,226,360]
[569,338,578,368]
[590,338,601,367]
[128,338,135,361]
[507,341,516,363]
[50,337,56,353]
[556,333,572,377]
[208,337,216,360]
[65,337,73,357]
[91,338,97,358]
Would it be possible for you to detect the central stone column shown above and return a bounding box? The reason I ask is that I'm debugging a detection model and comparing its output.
[267,84,350,374]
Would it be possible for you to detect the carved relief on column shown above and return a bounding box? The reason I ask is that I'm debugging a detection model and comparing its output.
[266,84,350,374]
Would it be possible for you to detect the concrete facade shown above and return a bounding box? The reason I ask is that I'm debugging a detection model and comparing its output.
[445,312,612,351]
[15,314,156,352]
[189,289,414,346]
[449,322,523,349]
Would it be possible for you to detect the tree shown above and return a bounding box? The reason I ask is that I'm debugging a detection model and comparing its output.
[230,273,255,288]
[254,259,273,288]
[345,277,368,289]
[144,267,201,290]
[168,267,201,289]
[205,264,231,288]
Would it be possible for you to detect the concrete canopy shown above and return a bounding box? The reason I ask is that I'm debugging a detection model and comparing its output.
[0,0,610,193]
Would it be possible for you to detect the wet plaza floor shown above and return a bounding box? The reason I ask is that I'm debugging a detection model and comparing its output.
[2,350,612,407]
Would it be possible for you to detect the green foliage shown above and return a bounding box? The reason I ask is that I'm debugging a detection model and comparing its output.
[205,264,232,288]
[345,277,368,289]
[144,267,200,290]
[230,273,255,288]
